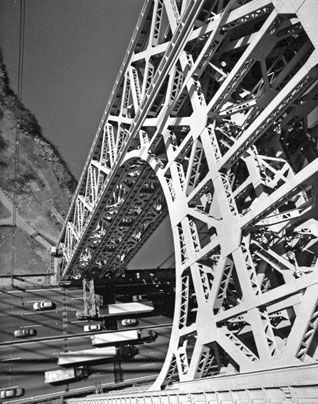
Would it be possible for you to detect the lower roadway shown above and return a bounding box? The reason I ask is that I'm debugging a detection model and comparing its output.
[0,287,172,402]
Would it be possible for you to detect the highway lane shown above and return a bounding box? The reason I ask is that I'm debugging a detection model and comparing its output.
[0,323,171,402]
[0,287,83,313]
[0,287,84,342]
[1,311,87,341]
[0,329,114,396]
[122,326,170,380]
[0,286,83,304]
[0,284,172,400]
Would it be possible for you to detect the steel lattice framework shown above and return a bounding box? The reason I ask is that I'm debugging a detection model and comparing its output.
[59,0,318,389]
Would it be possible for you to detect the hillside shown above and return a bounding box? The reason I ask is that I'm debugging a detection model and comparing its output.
[0,53,76,275]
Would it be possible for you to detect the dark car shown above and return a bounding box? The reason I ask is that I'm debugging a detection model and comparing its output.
[120,344,139,359]
[0,387,24,399]
[14,328,36,338]
[143,329,158,343]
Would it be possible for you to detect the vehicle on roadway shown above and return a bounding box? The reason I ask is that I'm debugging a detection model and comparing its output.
[58,346,117,366]
[44,366,88,384]
[0,387,24,399]
[91,329,158,346]
[76,310,86,319]
[105,302,154,317]
[120,344,139,359]
[33,300,55,310]
[83,323,102,332]
[143,329,158,343]
[76,301,154,320]
[121,318,138,327]
[57,345,138,366]
[14,327,36,338]
[132,295,144,301]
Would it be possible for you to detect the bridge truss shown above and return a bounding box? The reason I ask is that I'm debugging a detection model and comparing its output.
[59,0,318,390]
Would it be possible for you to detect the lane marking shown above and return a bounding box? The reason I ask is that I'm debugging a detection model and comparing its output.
[0,385,20,389]
[6,384,97,403]
[23,324,43,328]
[0,308,77,317]
[0,334,92,347]
[139,362,156,368]
[1,357,21,362]
[0,325,171,347]
[62,288,69,352]
[3,374,158,403]
[3,287,62,294]
[71,320,86,323]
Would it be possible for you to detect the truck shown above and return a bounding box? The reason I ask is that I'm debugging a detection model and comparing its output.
[105,302,154,316]
[91,329,140,346]
[76,301,154,320]
[91,329,158,346]
[58,346,117,366]
[44,366,88,384]
[57,345,138,366]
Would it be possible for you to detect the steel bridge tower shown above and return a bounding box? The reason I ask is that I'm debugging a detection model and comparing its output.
[60,0,318,400]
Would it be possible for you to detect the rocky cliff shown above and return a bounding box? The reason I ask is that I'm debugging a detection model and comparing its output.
[0,53,76,275]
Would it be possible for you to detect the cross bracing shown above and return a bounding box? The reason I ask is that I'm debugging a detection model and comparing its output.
[59,0,318,390]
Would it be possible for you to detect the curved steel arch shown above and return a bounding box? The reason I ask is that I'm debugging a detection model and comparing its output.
[59,0,318,389]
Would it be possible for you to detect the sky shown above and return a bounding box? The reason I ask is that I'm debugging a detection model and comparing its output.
[0,0,175,269]
[0,0,143,178]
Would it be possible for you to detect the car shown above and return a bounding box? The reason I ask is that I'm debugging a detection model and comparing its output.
[33,301,55,311]
[121,318,139,327]
[120,344,139,359]
[14,328,36,338]
[0,387,24,399]
[143,329,158,343]
[83,324,102,332]
[76,310,87,320]
[132,295,143,302]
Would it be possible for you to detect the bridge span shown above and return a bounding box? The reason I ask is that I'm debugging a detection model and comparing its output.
[58,0,318,401]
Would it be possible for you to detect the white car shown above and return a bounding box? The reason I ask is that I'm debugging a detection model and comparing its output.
[33,301,55,311]
[14,328,36,338]
[83,324,102,332]
[0,387,24,399]
[121,318,139,327]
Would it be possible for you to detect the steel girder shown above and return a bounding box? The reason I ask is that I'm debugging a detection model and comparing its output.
[59,0,318,389]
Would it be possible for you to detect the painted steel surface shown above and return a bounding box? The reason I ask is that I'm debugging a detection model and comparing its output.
[59,0,318,391]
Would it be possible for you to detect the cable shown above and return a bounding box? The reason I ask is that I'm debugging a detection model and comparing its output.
[17,0,26,99]
[157,252,175,269]
[11,0,26,287]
